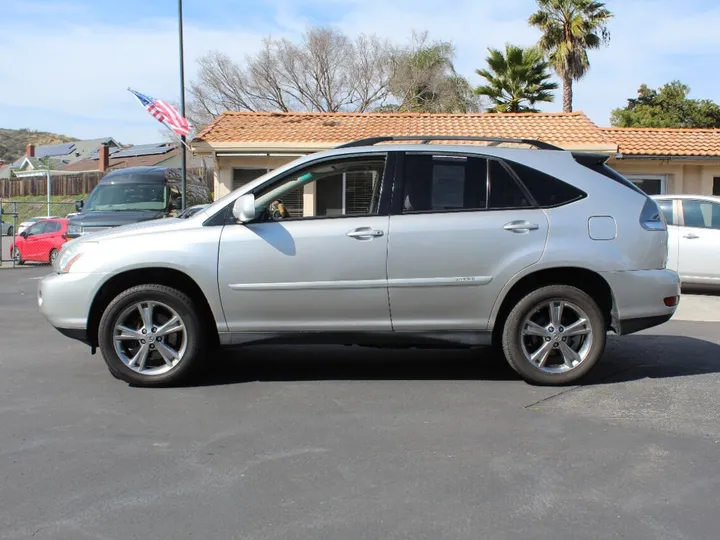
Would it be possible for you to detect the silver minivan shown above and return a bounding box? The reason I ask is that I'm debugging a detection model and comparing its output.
[38,136,680,387]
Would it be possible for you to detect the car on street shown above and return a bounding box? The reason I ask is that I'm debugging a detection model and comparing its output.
[653,194,720,287]
[67,166,213,238]
[38,135,680,388]
[11,218,69,265]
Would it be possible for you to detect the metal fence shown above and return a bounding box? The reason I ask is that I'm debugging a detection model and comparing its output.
[1,201,78,267]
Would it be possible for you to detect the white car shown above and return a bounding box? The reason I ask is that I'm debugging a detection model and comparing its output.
[17,216,61,235]
[653,194,720,287]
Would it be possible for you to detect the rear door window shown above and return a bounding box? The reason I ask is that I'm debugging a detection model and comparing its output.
[402,154,487,213]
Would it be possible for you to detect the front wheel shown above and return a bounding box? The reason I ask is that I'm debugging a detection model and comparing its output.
[501,285,606,386]
[98,284,206,387]
[7,226,13,237]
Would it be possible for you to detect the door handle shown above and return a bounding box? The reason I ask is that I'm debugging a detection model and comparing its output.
[503,221,539,233]
[683,233,699,239]
[347,227,384,239]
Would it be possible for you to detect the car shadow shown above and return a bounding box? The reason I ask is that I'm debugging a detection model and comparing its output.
[185,334,720,388]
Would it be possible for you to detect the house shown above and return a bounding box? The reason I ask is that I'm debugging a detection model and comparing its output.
[61,141,211,173]
[190,111,720,214]
[2,138,121,179]
[603,127,720,196]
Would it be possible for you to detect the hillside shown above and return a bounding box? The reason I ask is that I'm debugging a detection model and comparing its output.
[0,128,78,163]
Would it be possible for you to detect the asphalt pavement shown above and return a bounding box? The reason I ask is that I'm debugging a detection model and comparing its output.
[1,266,720,540]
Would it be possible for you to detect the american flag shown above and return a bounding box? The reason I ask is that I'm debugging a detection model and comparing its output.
[128,88,191,137]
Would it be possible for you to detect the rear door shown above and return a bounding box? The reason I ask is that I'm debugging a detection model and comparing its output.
[386,152,550,331]
[677,199,720,284]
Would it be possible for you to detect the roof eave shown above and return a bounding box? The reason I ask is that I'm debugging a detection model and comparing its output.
[192,140,618,155]
[616,154,720,161]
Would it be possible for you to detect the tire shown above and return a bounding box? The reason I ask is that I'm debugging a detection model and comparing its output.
[7,226,13,237]
[12,247,24,265]
[98,284,206,387]
[49,248,59,266]
[501,285,606,386]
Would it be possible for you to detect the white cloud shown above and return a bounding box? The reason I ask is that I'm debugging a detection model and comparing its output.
[2,0,720,143]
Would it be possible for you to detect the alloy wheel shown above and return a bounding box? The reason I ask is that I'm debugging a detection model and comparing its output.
[520,299,593,374]
[112,300,188,376]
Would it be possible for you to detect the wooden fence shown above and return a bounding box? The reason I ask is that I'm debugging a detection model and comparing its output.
[0,168,214,199]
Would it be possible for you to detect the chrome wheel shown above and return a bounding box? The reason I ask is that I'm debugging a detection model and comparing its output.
[520,299,593,374]
[112,300,187,376]
[49,249,59,265]
[12,248,22,263]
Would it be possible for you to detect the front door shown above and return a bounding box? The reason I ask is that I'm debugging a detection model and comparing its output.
[23,221,49,259]
[677,199,720,284]
[386,152,549,331]
[217,153,393,332]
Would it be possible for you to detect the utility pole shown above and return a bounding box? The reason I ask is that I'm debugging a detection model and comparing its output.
[178,0,187,210]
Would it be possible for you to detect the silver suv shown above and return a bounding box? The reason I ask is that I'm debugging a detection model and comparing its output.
[38,136,680,387]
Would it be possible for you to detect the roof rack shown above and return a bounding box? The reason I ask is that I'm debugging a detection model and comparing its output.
[335,135,564,151]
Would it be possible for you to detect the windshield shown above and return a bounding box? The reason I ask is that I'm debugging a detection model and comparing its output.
[84,183,169,212]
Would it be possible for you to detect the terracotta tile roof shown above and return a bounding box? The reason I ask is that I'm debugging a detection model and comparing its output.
[193,111,616,150]
[603,127,720,157]
[62,148,180,172]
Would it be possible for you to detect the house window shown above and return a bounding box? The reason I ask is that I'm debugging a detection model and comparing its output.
[713,177,720,196]
[232,168,267,191]
[625,175,666,195]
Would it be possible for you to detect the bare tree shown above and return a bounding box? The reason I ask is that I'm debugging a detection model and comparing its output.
[188,27,397,128]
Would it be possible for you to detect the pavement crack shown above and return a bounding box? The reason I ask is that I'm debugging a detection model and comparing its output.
[525,385,581,409]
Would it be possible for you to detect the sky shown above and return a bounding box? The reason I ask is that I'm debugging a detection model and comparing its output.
[2,0,720,145]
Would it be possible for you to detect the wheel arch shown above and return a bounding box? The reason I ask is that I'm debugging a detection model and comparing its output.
[490,266,617,342]
[87,267,220,350]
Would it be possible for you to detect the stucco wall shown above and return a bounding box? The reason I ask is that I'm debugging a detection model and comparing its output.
[611,159,720,195]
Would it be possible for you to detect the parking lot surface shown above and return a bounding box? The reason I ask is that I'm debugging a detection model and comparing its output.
[1,266,720,540]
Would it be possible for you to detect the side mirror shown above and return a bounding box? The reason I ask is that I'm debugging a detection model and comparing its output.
[232,194,256,223]
[75,200,84,212]
[20,231,27,238]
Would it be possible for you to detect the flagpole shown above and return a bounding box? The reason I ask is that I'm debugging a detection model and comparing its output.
[178,0,187,211]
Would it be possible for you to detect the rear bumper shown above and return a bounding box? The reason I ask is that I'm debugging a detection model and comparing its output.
[600,269,680,335]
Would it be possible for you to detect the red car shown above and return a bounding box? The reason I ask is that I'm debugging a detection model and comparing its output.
[10,218,69,265]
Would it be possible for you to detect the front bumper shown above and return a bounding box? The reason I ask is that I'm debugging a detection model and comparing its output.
[600,268,680,335]
[38,271,107,336]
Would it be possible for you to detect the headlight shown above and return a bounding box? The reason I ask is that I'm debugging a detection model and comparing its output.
[68,223,83,236]
[55,241,98,274]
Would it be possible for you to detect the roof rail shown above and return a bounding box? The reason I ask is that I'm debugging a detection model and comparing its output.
[335,135,564,151]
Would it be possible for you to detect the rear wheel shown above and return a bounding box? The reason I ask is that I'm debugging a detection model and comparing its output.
[12,247,24,265]
[7,226,13,237]
[98,284,206,387]
[49,248,59,266]
[501,285,606,386]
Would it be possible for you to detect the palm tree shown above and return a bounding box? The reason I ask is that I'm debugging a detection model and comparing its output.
[475,44,558,113]
[387,32,480,113]
[529,0,613,112]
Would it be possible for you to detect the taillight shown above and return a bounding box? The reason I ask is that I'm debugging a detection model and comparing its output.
[639,198,667,231]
